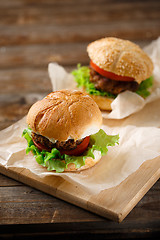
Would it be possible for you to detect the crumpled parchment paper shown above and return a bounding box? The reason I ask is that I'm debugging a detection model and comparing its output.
[0,38,160,195]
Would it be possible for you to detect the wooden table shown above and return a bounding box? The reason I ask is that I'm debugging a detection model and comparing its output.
[0,0,160,239]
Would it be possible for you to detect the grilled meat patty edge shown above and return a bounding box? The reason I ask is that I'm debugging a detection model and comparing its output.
[89,67,139,95]
[32,132,84,151]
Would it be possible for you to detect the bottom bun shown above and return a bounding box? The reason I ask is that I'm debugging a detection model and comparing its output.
[80,87,113,111]
[89,94,113,111]
[65,150,102,172]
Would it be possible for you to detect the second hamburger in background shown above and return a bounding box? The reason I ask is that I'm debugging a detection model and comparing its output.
[72,37,154,111]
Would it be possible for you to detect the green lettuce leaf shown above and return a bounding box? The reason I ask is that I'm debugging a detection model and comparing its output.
[22,127,119,173]
[90,129,119,155]
[71,64,116,99]
[136,76,153,98]
[72,64,153,99]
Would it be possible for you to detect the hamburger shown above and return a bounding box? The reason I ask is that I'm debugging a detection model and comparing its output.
[22,89,119,172]
[72,37,154,111]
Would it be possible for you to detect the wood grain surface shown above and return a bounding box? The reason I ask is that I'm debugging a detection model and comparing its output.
[0,0,160,239]
[0,156,160,223]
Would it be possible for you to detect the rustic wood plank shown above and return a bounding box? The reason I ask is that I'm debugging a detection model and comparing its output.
[0,68,51,94]
[0,67,74,95]
[0,0,159,11]
[0,1,159,46]
[0,2,159,26]
[0,97,40,130]
[0,21,159,47]
[0,181,102,224]
[0,43,88,68]
[0,174,22,187]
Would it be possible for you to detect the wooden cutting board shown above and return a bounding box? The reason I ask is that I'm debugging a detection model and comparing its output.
[0,156,159,222]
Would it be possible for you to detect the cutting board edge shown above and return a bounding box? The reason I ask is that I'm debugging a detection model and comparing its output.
[118,166,160,222]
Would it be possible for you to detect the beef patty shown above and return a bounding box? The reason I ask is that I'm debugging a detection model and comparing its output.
[32,132,83,151]
[89,67,139,95]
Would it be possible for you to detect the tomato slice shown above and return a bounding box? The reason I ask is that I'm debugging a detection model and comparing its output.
[60,136,90,156]
[32,138,51,152]
[32,136,90,156]
[90,60,135,82]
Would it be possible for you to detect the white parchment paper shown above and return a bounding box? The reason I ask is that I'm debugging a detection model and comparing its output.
[0,38,160,195]
[48,37,160,119]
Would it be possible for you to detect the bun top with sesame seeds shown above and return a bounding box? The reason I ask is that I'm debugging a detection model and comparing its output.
[87,37,153,84]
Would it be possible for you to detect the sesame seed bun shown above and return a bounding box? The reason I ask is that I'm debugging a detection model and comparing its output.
[87,37,153,84]
[27,89,102,141]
